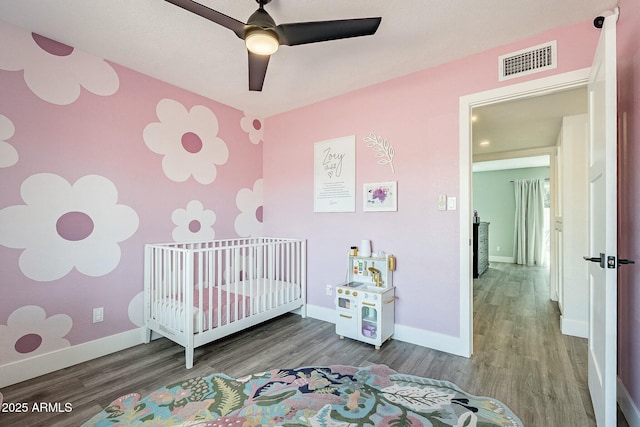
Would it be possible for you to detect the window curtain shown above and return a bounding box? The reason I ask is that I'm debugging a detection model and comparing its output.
[513,179,545,266]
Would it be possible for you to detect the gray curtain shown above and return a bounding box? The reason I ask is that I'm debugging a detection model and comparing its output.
[513,179,544,266]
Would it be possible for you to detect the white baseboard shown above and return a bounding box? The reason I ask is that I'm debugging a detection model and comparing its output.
[306,304,469,357]
[560,315,588,338]
[393,323,469,356]
[618,376,640,427]
[489,256,515,263]
[306,304,335,323]
[0,329,145,388]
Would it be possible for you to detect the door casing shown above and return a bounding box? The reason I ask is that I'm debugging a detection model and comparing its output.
[458,68,591,357]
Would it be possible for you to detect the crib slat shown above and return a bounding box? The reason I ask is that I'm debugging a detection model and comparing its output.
[196,250,203,334]
[249,245,255,316]
[207,247,214,332]
[217,248,222,329]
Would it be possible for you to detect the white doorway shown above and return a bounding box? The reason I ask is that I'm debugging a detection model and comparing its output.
[457,68,592,358]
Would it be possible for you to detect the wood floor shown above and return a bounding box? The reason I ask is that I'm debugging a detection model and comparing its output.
[0,263,628,426]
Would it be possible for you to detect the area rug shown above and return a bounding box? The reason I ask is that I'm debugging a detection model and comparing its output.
[83,364,523,426]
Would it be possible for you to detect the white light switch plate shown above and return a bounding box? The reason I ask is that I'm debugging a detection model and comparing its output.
[447,196,457,210]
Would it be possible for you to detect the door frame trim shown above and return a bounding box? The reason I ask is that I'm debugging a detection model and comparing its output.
[458,67,591,357]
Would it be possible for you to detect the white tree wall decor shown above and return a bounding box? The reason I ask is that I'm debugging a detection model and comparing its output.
[364,132,395,173]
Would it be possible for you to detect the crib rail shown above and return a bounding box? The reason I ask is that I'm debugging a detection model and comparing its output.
[144,237,306,341]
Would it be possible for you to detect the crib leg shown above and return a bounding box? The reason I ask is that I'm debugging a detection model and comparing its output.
[143,325,152,344]
[300,304,307,319]
[185,347,194,369]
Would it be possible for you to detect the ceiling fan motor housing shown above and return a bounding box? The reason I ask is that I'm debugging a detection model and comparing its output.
[247,8,276,30]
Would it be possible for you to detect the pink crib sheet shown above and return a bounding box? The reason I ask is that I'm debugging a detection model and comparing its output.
[193,287,252,331]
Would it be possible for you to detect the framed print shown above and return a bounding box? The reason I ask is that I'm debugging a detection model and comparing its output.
[314,136,356,212]
[363,181,397,212]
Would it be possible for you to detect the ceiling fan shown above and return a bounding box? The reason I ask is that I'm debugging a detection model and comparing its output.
[165,0,382,91]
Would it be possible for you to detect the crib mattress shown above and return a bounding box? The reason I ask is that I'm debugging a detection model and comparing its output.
[151,279,300,334]
[152,288,251,334]
[218,278,301,313]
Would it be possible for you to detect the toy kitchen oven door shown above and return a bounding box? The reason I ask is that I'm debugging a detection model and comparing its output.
[335,255,396,349]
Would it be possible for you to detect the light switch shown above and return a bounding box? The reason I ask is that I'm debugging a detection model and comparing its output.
[447,196,457,210]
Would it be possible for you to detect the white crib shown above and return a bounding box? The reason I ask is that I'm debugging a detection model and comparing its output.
[143,237,307,368]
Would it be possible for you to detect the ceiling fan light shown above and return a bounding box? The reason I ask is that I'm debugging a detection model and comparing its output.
[246,30,279,55]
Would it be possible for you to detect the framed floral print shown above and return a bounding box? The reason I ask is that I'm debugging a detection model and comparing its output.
[363,181,397,212]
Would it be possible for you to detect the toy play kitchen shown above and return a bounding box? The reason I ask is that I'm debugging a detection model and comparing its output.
[335,240,396,349]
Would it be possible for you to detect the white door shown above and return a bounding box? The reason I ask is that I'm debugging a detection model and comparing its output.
[585,10,618,427]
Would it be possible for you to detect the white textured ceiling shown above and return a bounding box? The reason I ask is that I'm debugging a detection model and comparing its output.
[0,0,617,118]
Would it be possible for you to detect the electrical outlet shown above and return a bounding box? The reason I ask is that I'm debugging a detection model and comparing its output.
[93,307,104,323]
[438,195,447,211]
[497,246,501,252]
[325,284,333,296]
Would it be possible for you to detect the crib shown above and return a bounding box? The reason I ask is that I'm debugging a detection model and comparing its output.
[143,237,307,368]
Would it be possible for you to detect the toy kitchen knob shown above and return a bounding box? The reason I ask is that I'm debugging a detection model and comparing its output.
[353,292,358,297]
[337,289,343,294]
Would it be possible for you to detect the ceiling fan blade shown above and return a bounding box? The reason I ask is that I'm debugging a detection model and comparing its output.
[164,0,246,39]
[248,51,270,91]
[275,17,381,46]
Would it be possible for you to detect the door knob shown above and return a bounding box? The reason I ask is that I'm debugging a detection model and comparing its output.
[583,254,636,268]
[583,253,605,268]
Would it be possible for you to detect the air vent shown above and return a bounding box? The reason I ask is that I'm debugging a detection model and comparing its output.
[499,41,557,81]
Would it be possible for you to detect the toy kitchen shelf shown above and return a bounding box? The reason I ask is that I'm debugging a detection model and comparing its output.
[335,255,395,349]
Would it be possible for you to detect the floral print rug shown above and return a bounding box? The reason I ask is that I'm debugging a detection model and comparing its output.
[83,364,523,426]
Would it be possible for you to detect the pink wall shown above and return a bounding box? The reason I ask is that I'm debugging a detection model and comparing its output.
[0,21,264,366]
[263,22,600,337]
[616,0,640,412]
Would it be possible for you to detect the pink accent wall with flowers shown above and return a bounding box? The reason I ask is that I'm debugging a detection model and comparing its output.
[263,21,600,336]
[0,21,265,365]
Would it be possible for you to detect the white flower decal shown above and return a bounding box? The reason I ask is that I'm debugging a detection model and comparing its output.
[240,113,264,144]
[234,179,264,237]
[144,98,229,184]
[0,114,18,168]
[128,291,145,328]
[0,173,139,281]
[0,305,72,364]
[172,200,216,242]
[0,25,119,105]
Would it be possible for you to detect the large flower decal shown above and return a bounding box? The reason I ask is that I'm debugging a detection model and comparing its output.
[0,305,72,364]
[172,200,216,242]
[0,114,18,168]
[0,25,119,105]
[0,173,139,281]
[240,113,264,144]
[144,99,229,184]
[234,179,263,237]
[128,291,145,328]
